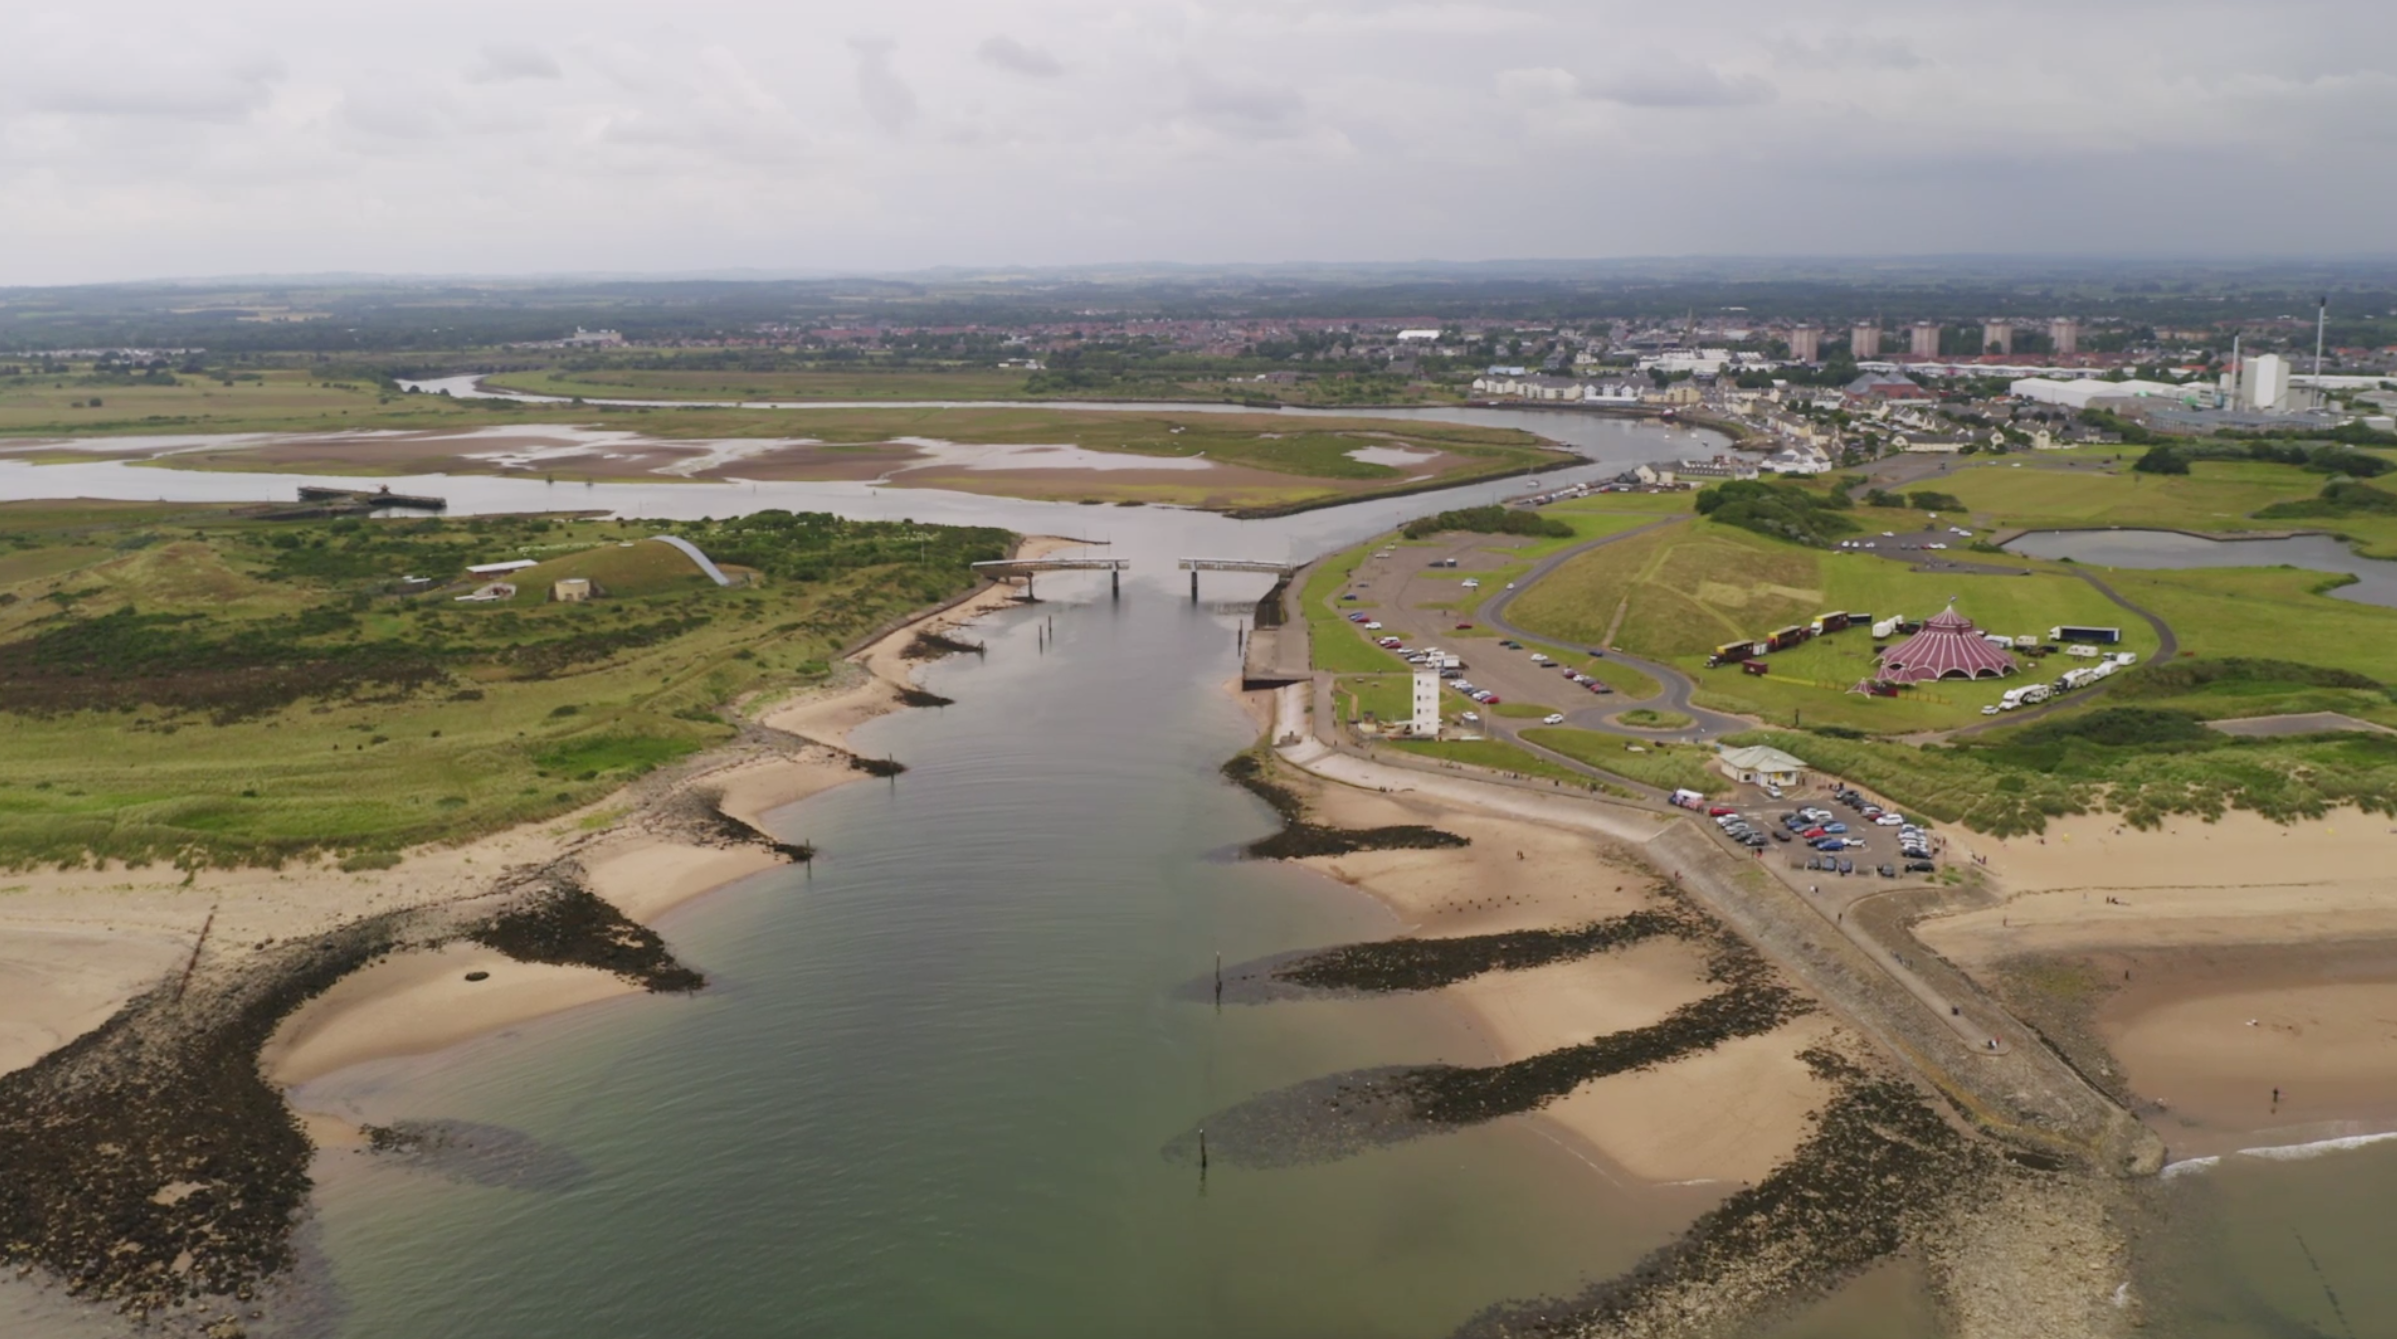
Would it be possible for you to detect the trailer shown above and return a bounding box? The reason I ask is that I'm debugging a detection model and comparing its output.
[2050,625,2122,645]
[1812,611,1852,635]
[1766,625,1811,653]
[1871,618,1898,639]
[1706,640,1756,668]
[1742,660,1771,676]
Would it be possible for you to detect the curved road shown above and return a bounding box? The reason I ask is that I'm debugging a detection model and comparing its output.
[1476,515,1753,742]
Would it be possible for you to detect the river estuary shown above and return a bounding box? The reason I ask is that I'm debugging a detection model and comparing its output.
[1,408,2389,1336]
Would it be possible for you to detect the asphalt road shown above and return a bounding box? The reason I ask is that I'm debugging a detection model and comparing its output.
[1476,515,1753,742]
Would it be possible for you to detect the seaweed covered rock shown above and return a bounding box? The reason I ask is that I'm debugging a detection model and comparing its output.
[468,866,705,993]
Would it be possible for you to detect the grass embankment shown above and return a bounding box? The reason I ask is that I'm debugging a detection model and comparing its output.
[0,502,1010,867]
[1521,728,1724,794]
[1727,662,2397,834]
[1507,519,2156,732]
[1386,737,1598,787]
[1617,708,1694,729]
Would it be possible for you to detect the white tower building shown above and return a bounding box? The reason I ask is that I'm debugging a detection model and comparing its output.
[1411,670,1441,737]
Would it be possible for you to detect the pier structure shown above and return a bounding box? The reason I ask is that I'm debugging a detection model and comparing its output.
[1177,557,1295,602]
[969,556,1133,600]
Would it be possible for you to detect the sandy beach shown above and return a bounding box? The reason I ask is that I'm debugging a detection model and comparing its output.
[0,536,1078,1149]
[1909,808,2397,1157]
[1286,764,1835,1188]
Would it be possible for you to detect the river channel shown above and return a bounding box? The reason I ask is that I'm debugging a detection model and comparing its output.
[1,408,2385,1337]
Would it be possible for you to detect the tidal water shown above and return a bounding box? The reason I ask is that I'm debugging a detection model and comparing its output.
[2003,528,2397,608]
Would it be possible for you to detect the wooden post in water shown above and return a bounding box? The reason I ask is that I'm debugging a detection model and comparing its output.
[1199,1126,1208,1184]
[1214,951,1223,1009]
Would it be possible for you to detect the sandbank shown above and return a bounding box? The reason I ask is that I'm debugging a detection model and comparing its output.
[1286,772,1833,1186]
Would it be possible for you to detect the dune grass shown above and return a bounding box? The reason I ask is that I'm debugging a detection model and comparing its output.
[0,502,1010,868]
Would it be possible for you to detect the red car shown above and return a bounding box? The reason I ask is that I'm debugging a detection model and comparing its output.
[1800,826,1828,840]
[1454,622,1475,630]
[1707,806,1737,818]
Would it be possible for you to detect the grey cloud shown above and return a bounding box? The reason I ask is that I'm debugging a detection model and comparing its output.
[1767,35,1923,71]
[850,38,919,132]
[1584,53,1774,107]
[978,35,1062,79]
[28,57,283,122]
[1185,69,1306,138]
[466,44,563,83]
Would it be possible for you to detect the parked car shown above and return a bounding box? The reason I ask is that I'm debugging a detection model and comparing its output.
[1542,713,1566,725]
[1460,711,1480,723]
[1362,621,1383,630]
[1708,806,1738,818]
[1770,830,1792,843]
[1499,640,1522,650]
[1837,859,1854,875]
[1875,814,1905,826]
[1800,826,1828,840]
[1905,859,1936,873]
[1877,863,1897,878]
[1346,612,1368,622]
[1821,822,1849,834]
[1587,682,1613,694]
[1455,622,1475,630]
[1461,579,1481,589]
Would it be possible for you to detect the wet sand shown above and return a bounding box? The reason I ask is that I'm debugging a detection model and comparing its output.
[1918,808,2397,1159]
[1289,772,1832,1187]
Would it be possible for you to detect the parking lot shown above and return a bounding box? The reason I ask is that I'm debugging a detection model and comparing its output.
[1699,776,1946,895]
[1332,533,1654,736]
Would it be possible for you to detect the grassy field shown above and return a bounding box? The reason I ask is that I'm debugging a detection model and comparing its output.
[1617,708,1695,729]
[2099,566,2397,683]
[1508,518,2160,732]
[0,367,486,438]
[1903,456,2397,557]
[1521,727,1726,794]
[484,367,1040,402]
[0,502,1011,867]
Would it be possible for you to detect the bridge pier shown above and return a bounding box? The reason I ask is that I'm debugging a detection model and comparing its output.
[1112,568,1120,599]
[1190,570,1200,603]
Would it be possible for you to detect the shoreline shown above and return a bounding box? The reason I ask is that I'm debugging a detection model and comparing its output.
[258,533,1080,1111]
[0,533,1076,1109]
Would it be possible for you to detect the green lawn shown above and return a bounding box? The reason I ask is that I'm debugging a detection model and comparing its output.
[1617,708,1694,729]
[1521,728,1725,794]
[484,366,1039,402]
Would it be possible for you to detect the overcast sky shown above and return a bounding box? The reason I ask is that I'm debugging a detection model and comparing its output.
[4,0,2392,285]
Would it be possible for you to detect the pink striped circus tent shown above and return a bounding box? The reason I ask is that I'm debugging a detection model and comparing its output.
[1875,605,2017,684]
